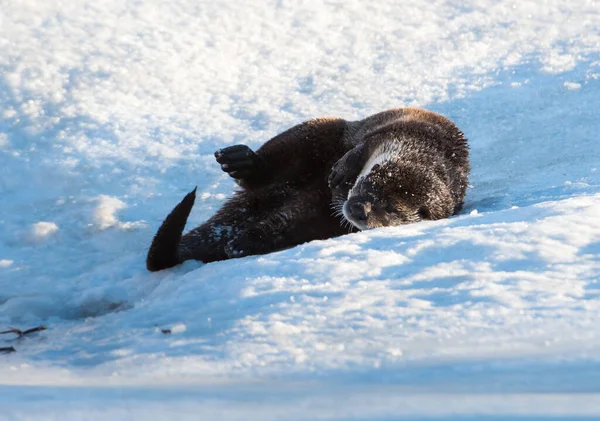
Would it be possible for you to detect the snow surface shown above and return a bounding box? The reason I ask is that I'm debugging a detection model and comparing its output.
[1,0,600,419]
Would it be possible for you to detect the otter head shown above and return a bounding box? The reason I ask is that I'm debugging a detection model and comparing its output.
[342,159,451,230]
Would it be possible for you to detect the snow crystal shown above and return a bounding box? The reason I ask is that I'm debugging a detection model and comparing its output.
[92,196,127,230]
[564,81,582,90]
[542,52,577,74]
[92,195,143,230]
[29,222,58,242]
[0,259,14,268]
[170,323,187,334]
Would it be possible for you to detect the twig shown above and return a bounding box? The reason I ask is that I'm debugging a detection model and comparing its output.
[0,347,16,354]
[0,325,48,337]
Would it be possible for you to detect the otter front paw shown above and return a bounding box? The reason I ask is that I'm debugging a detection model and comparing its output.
[328,148,364,194]
[214,145,260,181]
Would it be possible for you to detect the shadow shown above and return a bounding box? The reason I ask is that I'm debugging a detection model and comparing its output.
[429,58,600,212]
[580,241,600,256]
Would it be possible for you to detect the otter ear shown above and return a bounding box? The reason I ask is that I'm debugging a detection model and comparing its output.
[418,206,431,220]
[372,164,381,171]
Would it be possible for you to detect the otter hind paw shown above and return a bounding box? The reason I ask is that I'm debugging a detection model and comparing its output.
[215,145,259,180]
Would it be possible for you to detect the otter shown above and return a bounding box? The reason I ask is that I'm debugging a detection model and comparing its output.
[146,108,469,271]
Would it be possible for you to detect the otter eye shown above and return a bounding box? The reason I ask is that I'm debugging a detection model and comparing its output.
[418,206,431,220]
[372,164,381,171]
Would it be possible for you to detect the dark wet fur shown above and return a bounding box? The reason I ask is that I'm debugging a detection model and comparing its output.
[147,108,470,271]
[147,118,350,271]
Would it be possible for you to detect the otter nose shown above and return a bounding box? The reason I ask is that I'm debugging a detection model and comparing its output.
[349,201,371,221]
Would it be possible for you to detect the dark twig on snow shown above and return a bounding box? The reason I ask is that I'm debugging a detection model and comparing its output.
[154,324,172,335]
[0,325,48,337]
[0,347,16,354]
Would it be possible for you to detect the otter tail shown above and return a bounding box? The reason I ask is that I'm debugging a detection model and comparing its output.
[146,187,197,272]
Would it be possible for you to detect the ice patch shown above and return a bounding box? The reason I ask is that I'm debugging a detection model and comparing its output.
[76,286,131,319]
[1,295,62,320]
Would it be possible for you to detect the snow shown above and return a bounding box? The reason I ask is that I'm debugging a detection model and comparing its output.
[28,221,59,242]
[1,0,600,419]
[564,81,583,91]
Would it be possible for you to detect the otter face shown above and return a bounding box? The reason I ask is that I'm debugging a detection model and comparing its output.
[342,161,434,230]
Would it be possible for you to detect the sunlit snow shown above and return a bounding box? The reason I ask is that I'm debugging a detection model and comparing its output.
[1,0,600,419]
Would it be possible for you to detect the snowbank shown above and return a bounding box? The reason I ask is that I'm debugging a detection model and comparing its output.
[1,0,600,419]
